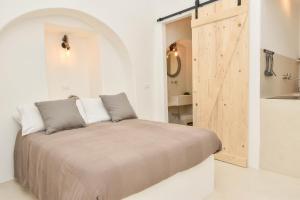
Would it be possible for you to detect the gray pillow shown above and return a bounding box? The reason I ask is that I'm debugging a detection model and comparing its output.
[35,99,86,134]
[100,93,137,122]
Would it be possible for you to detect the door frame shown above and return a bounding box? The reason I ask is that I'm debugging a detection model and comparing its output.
[155,0,261,169]
[158,13,193,123]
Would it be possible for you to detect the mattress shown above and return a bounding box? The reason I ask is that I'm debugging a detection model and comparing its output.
[14,119,221,200]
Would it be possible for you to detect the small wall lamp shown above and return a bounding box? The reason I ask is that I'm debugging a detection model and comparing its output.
[61,35,70,50]
[169,43,177,53]
[167,42,178,58]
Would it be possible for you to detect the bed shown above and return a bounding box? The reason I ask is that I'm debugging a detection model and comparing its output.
[14,119,221,200]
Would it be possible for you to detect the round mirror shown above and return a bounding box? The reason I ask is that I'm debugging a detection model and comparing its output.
[167,51,181,78]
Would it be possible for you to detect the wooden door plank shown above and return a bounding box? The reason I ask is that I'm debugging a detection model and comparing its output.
[191,6,248,28]
[192,0,249,167]
[205,14,248,126]
[214,15,249,167]
[215,152,247,167]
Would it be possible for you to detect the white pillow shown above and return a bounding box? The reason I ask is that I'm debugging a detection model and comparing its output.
[76,100,88,124]
[79,98,111,124]
[17,104,45,136]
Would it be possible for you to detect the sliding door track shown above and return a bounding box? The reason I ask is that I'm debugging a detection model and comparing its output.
[157,0,242,22]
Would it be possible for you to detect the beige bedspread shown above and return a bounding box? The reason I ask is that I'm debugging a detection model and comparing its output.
[14,119,221,200]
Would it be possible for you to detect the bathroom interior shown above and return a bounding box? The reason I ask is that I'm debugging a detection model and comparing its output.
[165,17,193,126]
[260,0,300,179]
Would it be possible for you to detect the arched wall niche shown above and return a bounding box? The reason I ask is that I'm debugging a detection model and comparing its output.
[0,8,135,183]
[0,8,135,99]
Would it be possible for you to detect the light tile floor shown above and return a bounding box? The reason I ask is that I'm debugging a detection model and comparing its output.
[206,161,300,200]
[1,161,300,200]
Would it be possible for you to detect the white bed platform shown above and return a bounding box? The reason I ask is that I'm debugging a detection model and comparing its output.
[124,155,214,200]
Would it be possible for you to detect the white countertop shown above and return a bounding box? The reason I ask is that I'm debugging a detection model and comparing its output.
[262,92,300,100]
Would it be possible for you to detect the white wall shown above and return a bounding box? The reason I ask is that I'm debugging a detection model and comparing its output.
[45,24,101,99]
[248,0,261,169]
[0,18,49,183]
[99,34,133,96]
[261,0,300,59]
[165,17,192,47]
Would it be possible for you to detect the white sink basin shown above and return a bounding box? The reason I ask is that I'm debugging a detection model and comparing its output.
[168,95,192,107]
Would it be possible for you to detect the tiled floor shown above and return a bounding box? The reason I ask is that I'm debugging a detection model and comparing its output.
[206,161,300,200]
[1,161,300,200]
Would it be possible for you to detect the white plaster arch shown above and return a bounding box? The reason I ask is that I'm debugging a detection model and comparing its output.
[0,7,136,100]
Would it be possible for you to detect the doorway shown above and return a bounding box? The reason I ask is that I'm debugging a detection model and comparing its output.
[165,17,193,126]
[161,0,249,167]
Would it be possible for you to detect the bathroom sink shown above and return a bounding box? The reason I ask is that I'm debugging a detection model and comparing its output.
[168,95,192,107]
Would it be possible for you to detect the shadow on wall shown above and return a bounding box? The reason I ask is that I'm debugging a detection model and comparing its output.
[0,8,134,183]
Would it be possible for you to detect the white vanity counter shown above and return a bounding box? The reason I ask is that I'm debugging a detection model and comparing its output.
[168,95,192,107]
[168,95,193,125]
[260,98,300,178]
[265,92,300,99]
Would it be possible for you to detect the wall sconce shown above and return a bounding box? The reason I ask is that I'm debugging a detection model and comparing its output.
[61,35,70,51]
[167,42,178,58]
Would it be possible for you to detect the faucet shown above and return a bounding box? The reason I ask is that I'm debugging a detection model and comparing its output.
[281,75,300,92]
[282,73,292,80]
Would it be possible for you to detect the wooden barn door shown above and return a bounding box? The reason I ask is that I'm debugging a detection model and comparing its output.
[192,0,249,167]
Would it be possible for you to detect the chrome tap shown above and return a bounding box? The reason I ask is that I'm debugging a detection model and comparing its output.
[282,73,292,80]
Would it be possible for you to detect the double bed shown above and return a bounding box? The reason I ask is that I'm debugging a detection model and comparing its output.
[14,119,221,200]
